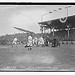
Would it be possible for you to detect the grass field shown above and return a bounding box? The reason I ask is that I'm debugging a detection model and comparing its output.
[0,44,75,71]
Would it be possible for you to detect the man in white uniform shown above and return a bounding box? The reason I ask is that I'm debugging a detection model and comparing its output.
[27,36,33,50]
[12,37,18,47]
[34,36,38,46]
[28,36,32,46]
[38,36,44,46]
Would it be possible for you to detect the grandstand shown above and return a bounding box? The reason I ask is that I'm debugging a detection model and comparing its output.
[47,29,75,41]
[38,15,75,42]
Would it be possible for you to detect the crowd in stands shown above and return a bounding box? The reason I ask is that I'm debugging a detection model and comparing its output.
[49,29,75,41]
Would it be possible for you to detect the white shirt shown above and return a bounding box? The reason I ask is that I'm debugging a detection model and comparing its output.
[28,36,32,41]
[14,38,17,42]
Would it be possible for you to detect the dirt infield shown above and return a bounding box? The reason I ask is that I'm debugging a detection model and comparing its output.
[0,44,75,71]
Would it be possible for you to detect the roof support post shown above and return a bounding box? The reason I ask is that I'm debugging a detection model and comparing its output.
[42,27,45,38]
[41,26,43,34]
[43,27,45,33]
[66,25,70,41]
[53,28,55,37]
[67,26,70,38]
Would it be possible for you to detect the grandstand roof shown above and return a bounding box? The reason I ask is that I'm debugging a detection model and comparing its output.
[38,15,75,30]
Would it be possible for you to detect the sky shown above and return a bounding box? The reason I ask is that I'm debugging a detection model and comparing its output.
[0,5,75,36]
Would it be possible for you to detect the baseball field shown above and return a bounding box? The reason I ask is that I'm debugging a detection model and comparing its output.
[0,44,75,71]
